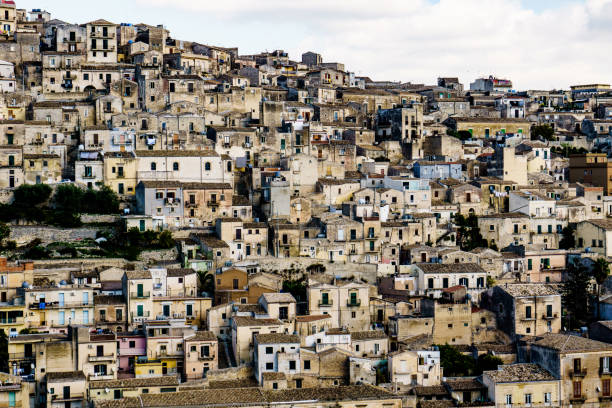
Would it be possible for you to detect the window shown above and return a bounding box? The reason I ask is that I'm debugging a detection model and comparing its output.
[604,379,611,397]
[525,393,532,406]
[573,381,581,398]
[602,357,611,374]
[525,306,532,319]
[173,162,179,171]
[151,162,156,171]
[505,395,512,405]
[304,360,310,370]
[265,362,273,370]
[205,162,211,171]
[546,304,553,318]
[289,361,296,370]
[265,346,273,355]
[544,392,551,404]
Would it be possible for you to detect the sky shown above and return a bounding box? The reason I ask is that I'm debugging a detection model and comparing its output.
[18,0,612,90]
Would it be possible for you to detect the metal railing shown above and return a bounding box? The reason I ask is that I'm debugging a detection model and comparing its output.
[131,291,150,299]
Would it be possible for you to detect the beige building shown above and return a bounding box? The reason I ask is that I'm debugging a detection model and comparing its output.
[388,349,441,387]
[46,371,87,408]
[307,279,371,331]
[478,213,530,249]
[482,363,560,407]
[183,331,218,380]
[576,219,612,257]
[85,20,118,63]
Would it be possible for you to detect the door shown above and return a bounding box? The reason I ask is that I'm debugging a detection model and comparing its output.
[137,284,143,297]
[63,386,70,399]
[83,292,89,305]
[58,311,65,325]
[163,304,170,317]
[8,392,14,407]
[83,310,89,324]
[58,293,65,307]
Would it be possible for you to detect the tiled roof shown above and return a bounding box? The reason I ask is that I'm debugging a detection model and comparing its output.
[483,363,556,383]
[295,314,331,322]
[531,333,612,352]
[261,292,296,303]
[47,371,86,382]
[351,331,388,340]
[185,331,216,342]
[255,333,300,344]
[125,270,151,280]
[417,263,486,274]
[89,376,179,389]
[232,316,282,327]
[500,283,561,297]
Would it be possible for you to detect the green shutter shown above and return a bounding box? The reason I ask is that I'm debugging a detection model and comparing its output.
[528,259,533,271]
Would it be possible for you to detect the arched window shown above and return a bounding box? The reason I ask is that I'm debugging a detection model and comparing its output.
[173,162,179,171]
[205,162,211,171]
[150,162,156,171]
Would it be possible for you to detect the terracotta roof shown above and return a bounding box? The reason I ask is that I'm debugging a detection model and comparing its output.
[47,371,85,382]
[89,376,178,389]
[351,331,388,340]
[484,363,556,383]
[255,333,300,344]
[500,283,561,297]
[185,331,216,342]
[531,333,612,352]
[416,263,486,274]
[232,316,282,327]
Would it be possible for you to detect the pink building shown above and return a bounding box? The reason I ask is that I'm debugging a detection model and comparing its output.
[117,332,146,378]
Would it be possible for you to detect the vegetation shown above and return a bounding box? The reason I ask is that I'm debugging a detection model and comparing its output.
[0,184,120,228]
[593,258,610,319]
[559,225,576,250]
[437,344,504,377]
[283,279,307,303]
[96,228,176,261]
[454,214,488,251]
[197,271,215,296]
[563,259,593,329]
[531,124,555,141]
[551,145,588,158]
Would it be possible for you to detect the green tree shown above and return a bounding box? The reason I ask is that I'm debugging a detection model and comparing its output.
[559,226,576,249]
[197,271,215,295]
[593,258,610,319]
[0,222,9,247]
[532,124,555,141]
[83,186,119,214]
[563,260,592,329]
[437,344,475,377]
[157,230,175,249]
[13,184,52,222]
[457,130,473,140]
[475,354,504,374]
[0,330,7,372]
[283,279,307,303]
[455,214,488,251]
[54,183,84,214]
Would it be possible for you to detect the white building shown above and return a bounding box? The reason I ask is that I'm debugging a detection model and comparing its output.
[253,333,300,385]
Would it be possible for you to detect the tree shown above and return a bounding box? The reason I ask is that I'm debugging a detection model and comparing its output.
[476,354,503,374]
[12,184,52,222]
[54,184,84,215]
[455,214,488,251]
[157,230,175,249]
[593,258,610,319]
[83,186,119,214]
[457,130,473,141]
[0,222,9,247]
[532,124,555,141]
[559,226,576,250]
[437,344,475,377]
[563,260,592,330]
[197,271,215,296]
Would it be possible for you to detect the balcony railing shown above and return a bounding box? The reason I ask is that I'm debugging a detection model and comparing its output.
[51,393,85,402]
[347,299,361,307]
[0,317,24,325]
[130,311,151,318]
[164,198,181,206]
[63,37,82,43]
[9,353,34,361]
[569,369,587,378]
[541,313,558,320]
[88,354,115,362]
[318,300,333,307]
[90,31,115,39]
[131,291,150,299]
[30,301,91,309]
[207,201,220,207]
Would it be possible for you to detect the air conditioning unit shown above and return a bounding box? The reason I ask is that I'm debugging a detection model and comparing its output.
[88,345,93,349]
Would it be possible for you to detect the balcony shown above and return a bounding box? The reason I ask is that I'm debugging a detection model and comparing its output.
[185,201,198,208]
[0,401,22,408]
[9,353,35,361]
[88,354,115,362]
[51,393,85,402]
[164,197,180,206]
[82,173,96,179]
[318,300,333,307]
[520,316,535,321]
[600,368,612,376]
[569,369,587,378]
[130,291,150,299]
[91,31,115,39]
[63,73,76,80]
[0,317,24,325]
[130,311,150,318]
[63,37,82,43]
[88,373,113,381]
[30,301,91,309]
[207,201,220,207]
[347,299,362,307]
[541,313,558,320]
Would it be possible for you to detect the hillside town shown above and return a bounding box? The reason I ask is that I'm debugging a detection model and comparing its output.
[0,2,612,408]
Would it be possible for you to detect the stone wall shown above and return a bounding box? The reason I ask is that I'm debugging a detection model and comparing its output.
[9,226,99,246]
[205,364,253,382]
[139,248,179,264]
[80,214,120,224]
[254,256,379,284]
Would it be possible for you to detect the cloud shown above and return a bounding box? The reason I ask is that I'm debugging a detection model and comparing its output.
[97,0,612,88]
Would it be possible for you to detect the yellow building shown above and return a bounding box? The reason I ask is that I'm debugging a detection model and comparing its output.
[445,117,531,139]
[22,154,62,185]
[482,363,560,407]
[0,303,27,336]
[103,151,137,196]
[0,372,30,408]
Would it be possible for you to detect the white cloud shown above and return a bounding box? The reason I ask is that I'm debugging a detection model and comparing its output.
[113,0,612,88]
